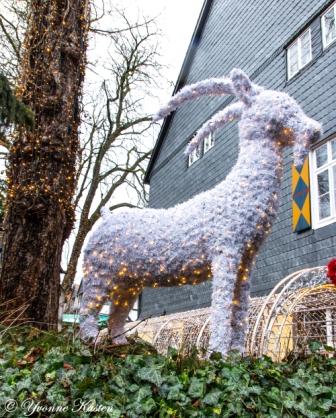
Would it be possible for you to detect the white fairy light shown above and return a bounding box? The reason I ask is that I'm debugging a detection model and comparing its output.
[79,68,321,355]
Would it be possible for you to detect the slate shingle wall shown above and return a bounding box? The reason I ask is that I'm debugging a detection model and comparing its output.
[140,0,336,319]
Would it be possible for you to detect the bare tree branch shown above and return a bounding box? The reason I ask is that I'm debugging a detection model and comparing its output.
[62,8,163,297]
[0,14,21,60]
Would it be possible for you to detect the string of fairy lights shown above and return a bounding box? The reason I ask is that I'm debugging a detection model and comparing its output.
[79,69,321,355]
[6,0,89,237]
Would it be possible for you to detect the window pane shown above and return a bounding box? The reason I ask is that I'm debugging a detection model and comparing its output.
[319,193,331,219]
[189,150,195,166]
[300,31,311,66]
[316,144,328,168]
[317,169,331,218]
[288,42,299,76]
[323,7,336,45]
[317,170,329,196]
[333,166,336,214]
[204,133,215,153]
[204,136,210,152]
[331,139,336,160]
[189,144,202,166]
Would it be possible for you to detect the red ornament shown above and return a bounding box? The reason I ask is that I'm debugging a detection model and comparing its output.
[326,259,336,286]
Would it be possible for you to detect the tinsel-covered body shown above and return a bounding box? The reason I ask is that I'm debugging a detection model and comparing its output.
[80,69,321,354]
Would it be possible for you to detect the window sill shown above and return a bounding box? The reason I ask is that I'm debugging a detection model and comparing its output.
[288,58,312,81]
[188,159,201,168]
[203,147,214,155]
[323,37,336,50]
[312,216,336,230]
[286,58,314,83]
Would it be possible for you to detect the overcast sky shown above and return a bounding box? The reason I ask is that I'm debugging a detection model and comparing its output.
[139,0,204,95]
[88,0,204,102]
[67,0,205,282]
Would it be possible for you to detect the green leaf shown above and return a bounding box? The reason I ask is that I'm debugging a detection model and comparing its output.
[167,384,184,401]
[45,371,56,382]
[188,377,205,398]
[320,398,333,411]
[166,347,178,359]
[107,408,123,418]
[134,386,152,403]
[128,384,140,392]
[308,341,322,353]
[80,348,92,357]
[323,344,334,352]
[114,375,125,388]
[202,388,221,405]
[142,398,156,414]
[180,371,189,385]
[213,406,222,415]
[136,367,163,386]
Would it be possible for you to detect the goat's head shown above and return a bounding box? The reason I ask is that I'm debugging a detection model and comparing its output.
[154,68,322,167]
[230,69,322,166]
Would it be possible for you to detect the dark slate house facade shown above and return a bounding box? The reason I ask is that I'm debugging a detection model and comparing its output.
[139,0,336,319]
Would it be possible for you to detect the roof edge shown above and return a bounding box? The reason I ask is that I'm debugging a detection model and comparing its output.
[144,0,213,184]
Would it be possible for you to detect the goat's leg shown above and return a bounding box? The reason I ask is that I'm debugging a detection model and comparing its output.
[209,253,238,356]
[108,289,139,345]
[79,270,111,342]
[230,244,260,353]
[230,278,250,353]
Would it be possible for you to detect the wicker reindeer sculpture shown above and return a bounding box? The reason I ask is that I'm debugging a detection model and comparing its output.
[79,69,321,355]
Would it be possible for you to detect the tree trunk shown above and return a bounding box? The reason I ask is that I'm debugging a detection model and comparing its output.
[0,0,89,329]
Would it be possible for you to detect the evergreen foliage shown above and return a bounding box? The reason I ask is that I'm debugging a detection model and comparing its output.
[0,179,7,223]
[0,326,335,417]
[0,73,34,138]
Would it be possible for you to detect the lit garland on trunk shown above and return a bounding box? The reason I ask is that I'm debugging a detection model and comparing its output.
[0,0,90,328]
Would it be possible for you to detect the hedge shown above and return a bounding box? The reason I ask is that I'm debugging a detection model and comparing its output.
[0,327,335,417]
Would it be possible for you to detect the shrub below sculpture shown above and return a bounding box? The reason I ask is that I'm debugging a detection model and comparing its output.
[0,327,335,418]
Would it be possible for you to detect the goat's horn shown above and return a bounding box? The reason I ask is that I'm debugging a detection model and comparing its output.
[185,102,243,155]
[230,68,261,105]
[153,77,234,122]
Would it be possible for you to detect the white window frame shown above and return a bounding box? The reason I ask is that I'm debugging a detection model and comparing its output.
[188,143,202,167]
[321,1,336,49]
[287,28,312,80]
[203,132,215,154]
[310,138,336,229]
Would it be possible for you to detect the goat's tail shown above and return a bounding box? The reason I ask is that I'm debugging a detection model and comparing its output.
[153,77,234,122]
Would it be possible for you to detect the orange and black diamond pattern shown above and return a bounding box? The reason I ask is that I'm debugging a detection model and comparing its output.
[292,158,311,232]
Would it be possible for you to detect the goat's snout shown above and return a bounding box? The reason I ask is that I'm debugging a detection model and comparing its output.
[307,119,322,143]
[293,118,322,167]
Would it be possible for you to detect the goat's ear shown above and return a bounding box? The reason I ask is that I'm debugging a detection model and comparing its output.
[230,69,254,105]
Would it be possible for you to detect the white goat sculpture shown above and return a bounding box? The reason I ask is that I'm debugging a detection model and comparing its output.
[79,69,321,355]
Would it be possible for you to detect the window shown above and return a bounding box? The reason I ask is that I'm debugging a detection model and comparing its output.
[287,29,312,79]
[310,138,336,228]
[188,143,202,166]
[203,132,215,153]
[322,2,336,48]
